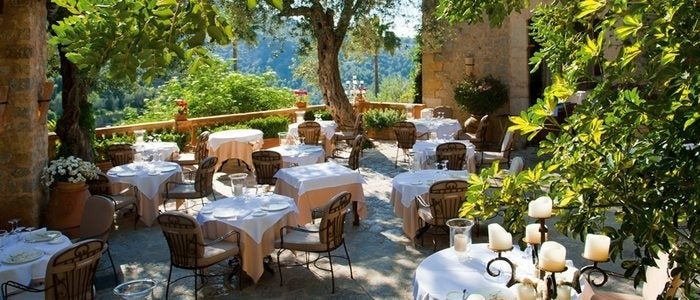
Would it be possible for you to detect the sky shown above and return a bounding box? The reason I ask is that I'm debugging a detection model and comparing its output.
[390,3,421,38]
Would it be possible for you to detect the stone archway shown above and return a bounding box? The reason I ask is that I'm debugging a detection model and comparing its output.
[0,0,50,229]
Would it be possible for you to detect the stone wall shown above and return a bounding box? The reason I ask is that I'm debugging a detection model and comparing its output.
[0,0,49,229]
[422,1,534,144]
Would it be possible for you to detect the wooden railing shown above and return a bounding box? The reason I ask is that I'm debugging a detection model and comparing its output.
[48,102,426,159]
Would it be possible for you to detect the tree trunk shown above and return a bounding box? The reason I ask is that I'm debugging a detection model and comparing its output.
[315,29,355,129]
[54,49,94,162]
[232,39,239,72]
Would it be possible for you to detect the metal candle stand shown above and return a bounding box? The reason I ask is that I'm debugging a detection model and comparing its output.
[542,266,582,300]
[579,258,610,287]
[486,246,518,287]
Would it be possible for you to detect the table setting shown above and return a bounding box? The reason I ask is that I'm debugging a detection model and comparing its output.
[106,161,182,226]
[413,139,476,171]
[196,193,299,283]
[0,227,72,293]
[287,120,337,157]
[409,118,462,140]
[266,144,325,167]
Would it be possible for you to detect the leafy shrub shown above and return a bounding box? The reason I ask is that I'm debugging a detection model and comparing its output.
[364,108,405,130]
[303,109,334,121]
[454,75,508,115]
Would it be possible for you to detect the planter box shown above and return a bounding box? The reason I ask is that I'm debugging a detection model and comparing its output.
[262,137,280,149]
[366,128,395,141]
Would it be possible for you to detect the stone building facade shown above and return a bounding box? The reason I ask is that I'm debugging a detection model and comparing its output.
[0,1,49,229]
[421,0,536,141]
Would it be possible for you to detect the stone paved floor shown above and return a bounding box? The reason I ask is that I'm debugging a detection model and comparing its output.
[95,140,640,299]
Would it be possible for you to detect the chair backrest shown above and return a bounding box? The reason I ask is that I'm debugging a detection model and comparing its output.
[352,113,364,135]
[217,158,251,174]
[319,191,352,248]
[44,239,105,300]
[475,115,489,141]
[194,131,211,162]
[87,173,111,195]
[432,106,454,119]
[427,180,469,226]
[107,143,134,166]
[251,150,282,185]
[194,156,217,194]
[393,121,417,150]
[348,135,364,171]
[500,130,515,156]
[509,156,524,174]
[80,195,115,242]
[297,121,322,145]
[157,212,206,268]
[436,142,467,170]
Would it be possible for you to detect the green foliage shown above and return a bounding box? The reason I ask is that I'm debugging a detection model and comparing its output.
[372,74,415,103]
[303,109,334,121]
[244,115,290,138]
[441,0,700,293]
[94,134,134,163]
[453,75,508,115]
[364,108,405,130]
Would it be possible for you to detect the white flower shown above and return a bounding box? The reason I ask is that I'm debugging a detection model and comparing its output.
[42,156,100,187]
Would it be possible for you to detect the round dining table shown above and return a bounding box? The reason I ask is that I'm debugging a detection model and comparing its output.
[197,194,298,283]
[266,145,325,167]
[287,120,337,158]
[208,129,264,169]
[134,141,180,161]
[413,139,476,172]
[409,118,462,139]
[390,169,470,241]
[413,244,585,300]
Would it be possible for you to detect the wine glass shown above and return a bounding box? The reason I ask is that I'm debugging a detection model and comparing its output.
[441,160,449,172]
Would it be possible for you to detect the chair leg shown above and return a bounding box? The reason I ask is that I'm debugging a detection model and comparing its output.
[327,250,335,294]
[106,246,119,285]
[165,264,173,300]
[343,241,354,279]
[277,250,284,287]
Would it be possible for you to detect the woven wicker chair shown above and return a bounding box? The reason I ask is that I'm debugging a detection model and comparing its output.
[332,113,363,157]
[107,143,134,166]
[393,121,417,167]
[163,156,218,211]
[1,239,105,300]
[173,131,210,177]
[435,142,467,170]
[297,121,322,146]
[251,150,282,185]
[87,172,139,226]
[476,130,515,167]
[78,195,119,284]
[415,180,469,250]
[275,191,354,293]
[432,106,454,119]
[347,135,364,172]
[456,115,489,150]
[158,212,241,299]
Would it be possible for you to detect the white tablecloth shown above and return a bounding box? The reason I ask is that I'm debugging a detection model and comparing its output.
[267,145,325,167]
[0,230,72,290]
[413,140,475,171]
[208,129,264,151]
[196,195,298,283]
[288,120,338,141]
[107,162,182,226]
[409,119,462,139]
[134,142,180,161]
[413,244,582,300]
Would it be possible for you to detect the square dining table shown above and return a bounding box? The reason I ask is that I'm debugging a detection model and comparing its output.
[273,162,366,225]
[106,162,182,226]
[196,194,298,283]
[208,129,264,170]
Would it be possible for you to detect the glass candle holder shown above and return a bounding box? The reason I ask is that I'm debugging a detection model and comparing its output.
[446,218,474,262]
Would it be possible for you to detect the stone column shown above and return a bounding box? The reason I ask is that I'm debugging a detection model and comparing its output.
[0,0,49,229]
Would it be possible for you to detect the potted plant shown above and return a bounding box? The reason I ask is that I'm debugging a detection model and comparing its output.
[454,74,508,118]
[364,108,406,140]
[174,99,188,121]
[42,156,101,238]
[294,89,308,109]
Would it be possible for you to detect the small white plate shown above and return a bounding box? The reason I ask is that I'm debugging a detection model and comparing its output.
[261,202,290,212]
[200,206,214,214]
[25,230,62,243]
[158,166,177,172]
[3,249,44,264]
[118,171,137,177]
[252,210,267,217]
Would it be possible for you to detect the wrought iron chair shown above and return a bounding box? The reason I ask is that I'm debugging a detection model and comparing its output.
[157,212,241,299]
[332,113,364,157]
[251,150,282,185]
[172,131,210,178]
[1,239,105,299]
[87,172,139,226]
[78,195,120,284]
[107,143,134,166]
[297,121,322,146]
[393,121,417,167]
[432,106,454,119]
[415,180,469,250]
[435,142,467,170]
[163,156,218,211]
[275,191,354,293]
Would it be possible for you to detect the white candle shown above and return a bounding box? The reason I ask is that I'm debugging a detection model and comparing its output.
[583,234,611,261]
[453,233,468,252]
[233,184,243,196]
[524,224,547,244]
[539,241,567,271]
[528,196,553,218]
[514,283,537,300]
[488,224,512,251]
[556,286,572,300]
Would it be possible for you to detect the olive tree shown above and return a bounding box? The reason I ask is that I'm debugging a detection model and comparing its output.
[437,0,699,295]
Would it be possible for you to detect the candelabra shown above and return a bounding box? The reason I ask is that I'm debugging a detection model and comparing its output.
[344,76,366,102]
[485,246,518,287]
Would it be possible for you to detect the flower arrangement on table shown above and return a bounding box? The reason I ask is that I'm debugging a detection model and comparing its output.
[42,156,100,187]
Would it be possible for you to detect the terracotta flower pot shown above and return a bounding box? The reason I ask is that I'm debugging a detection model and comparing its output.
[46,181,90,238]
